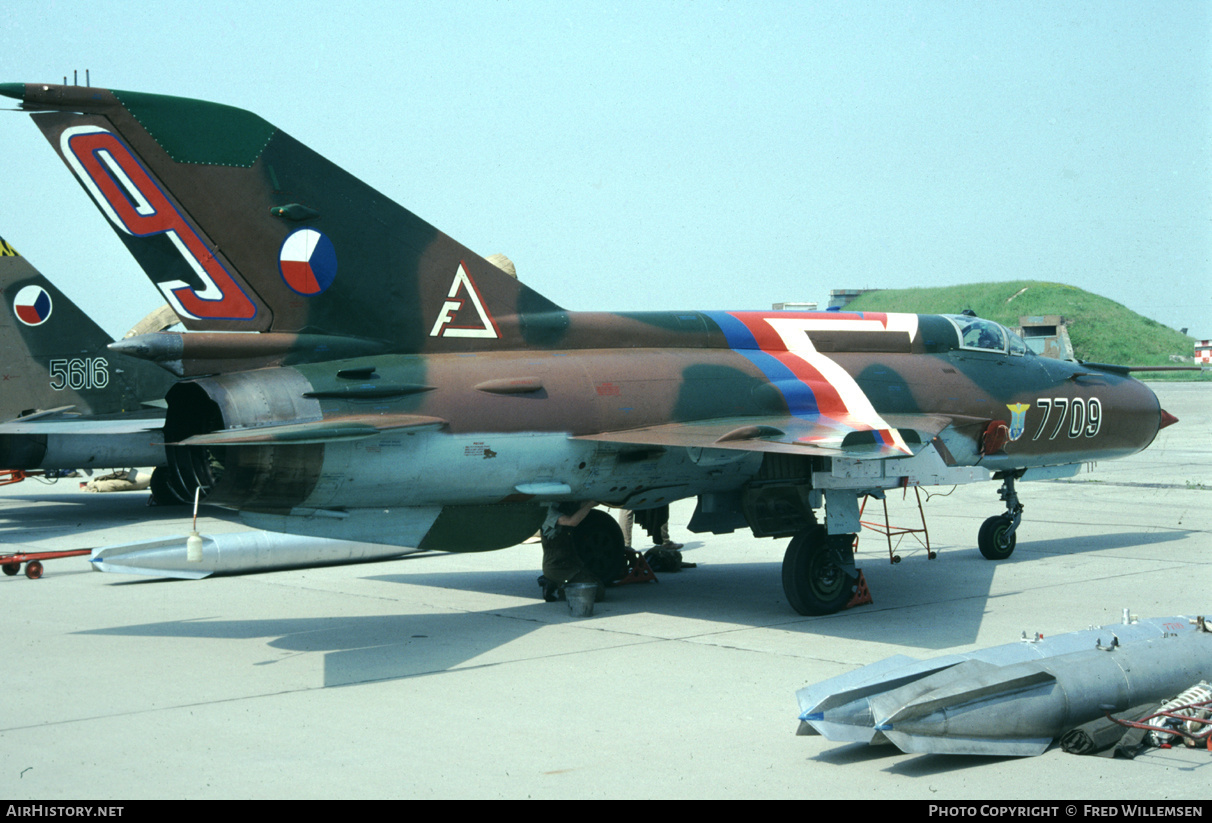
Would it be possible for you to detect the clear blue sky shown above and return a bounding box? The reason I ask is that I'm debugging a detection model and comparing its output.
[2,0,1209,340]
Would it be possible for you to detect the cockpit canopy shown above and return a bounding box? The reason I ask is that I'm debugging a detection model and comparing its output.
[942,314,1029,356]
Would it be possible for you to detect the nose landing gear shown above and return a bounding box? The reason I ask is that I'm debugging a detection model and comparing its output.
[979,471,1023,560]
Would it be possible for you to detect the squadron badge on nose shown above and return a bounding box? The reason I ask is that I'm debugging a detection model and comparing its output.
[1006,403,1030,441]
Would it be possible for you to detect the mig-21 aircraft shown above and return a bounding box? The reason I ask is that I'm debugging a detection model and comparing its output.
[0,82,1176,614]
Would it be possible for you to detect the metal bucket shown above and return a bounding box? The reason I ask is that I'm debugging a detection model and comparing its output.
[565,582,597,617]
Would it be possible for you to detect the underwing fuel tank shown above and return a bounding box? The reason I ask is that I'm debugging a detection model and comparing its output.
[797,613,1209,755]
[90,531,420,579]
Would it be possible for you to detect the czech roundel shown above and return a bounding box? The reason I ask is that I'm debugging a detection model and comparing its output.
[13,285,52,326]
[278,229,337,296]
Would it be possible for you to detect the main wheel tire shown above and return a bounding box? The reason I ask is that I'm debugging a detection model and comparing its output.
[782,528,856,616]
[150,467,179,506]
[25,560,43,579]
[978,514,1017,560]
[2,562,19,576]
[572,509,628,583]
[150,465,197,506]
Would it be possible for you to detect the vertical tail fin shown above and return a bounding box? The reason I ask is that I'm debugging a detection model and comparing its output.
[0,234,175,419]
[6,83,564,352]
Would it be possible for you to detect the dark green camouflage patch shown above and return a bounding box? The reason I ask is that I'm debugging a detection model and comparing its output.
[113,90,276,167]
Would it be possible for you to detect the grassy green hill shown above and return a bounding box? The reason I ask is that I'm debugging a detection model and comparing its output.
[843,281,1203,378]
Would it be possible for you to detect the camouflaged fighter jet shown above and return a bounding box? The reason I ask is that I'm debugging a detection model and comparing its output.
[0,232,184,499]
[0,82,1178,614]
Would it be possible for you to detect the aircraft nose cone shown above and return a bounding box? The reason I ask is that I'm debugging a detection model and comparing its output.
[1159,409,1178,430]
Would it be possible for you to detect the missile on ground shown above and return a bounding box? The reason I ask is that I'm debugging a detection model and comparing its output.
[861,624,1212,757]
[90,531,421,579]
[796,613,1200,745]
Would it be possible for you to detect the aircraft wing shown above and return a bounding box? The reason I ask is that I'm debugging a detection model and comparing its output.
[573,413,954,460]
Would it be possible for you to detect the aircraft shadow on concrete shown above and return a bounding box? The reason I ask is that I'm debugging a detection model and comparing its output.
[76,605,637,688]
[881,751,1022,777]
[807,739,1023,775]
[870,746,1210,775]
[0,491,189,540]
[73,525,1190,691]
[1012,530,1195,556]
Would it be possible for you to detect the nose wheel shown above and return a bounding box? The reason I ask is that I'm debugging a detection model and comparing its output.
[979,472,1023,560]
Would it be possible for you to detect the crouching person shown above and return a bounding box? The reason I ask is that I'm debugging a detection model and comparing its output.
[538,501,605,603]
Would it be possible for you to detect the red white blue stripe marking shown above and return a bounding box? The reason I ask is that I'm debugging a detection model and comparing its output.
[705,311,914,455]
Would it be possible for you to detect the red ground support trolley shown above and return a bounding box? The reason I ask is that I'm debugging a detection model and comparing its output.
[1,547,92,579]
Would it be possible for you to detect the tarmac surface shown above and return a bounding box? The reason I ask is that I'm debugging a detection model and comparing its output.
[1,382,1208,800]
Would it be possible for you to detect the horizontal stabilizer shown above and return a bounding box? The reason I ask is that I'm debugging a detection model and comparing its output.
[176,414,447,446]
[0,414,163,436]
[3,405,76,422]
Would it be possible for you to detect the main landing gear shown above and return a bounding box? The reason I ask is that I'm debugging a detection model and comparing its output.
[978,472,1023,561]
[570,510,630,583]
[781,525,859,616]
